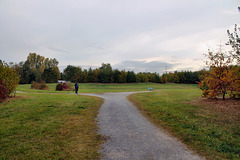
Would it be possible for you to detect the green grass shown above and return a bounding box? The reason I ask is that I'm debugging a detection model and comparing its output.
[4,83,240,159]
[129,86,240,160]
[0,93,103,159]
[17,83,198,93]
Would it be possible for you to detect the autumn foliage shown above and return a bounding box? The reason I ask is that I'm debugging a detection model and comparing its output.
[55,83,73,91]
[31,81,49,90]
[0,79,9,102]
[0,64,20,102]
[199,50,240,100]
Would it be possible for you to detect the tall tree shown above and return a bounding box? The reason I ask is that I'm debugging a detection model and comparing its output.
[83,69,88,83]
[93,68,99,83]
[126,71,136,83]
[63,65,79,82]
[98,63,113,83]
[113,69,121,83]
[119,70,127,83]
[87,68,95,83]
[42,68,59,83]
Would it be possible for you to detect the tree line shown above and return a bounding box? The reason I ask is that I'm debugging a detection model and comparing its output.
[62,63,202,84]
[1,54,203,85]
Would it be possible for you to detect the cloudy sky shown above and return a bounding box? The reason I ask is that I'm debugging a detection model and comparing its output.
[0,0,239,74]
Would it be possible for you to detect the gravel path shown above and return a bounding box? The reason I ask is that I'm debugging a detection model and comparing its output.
[82,92,204,160]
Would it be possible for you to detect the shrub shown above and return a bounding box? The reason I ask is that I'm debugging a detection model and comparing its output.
[56,83,73,91]
[0,79,9,102]
[31,81,49,90]
[0,65,19,96]
[56,83,63,91]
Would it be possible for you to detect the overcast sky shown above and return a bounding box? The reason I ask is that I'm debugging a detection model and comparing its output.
[0,0,239,74]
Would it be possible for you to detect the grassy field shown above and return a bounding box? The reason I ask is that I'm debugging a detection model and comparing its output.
[129,85,240,160]
[16,82,197,93]
[0,93,103,159]
[2,83,240,159]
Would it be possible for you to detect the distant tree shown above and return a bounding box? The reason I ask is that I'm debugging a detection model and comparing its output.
[153,73,162,83]
[74,67,83,83]
[126,71,136,83]
[20,60,32,84]
[27,53,45,74]
[146,72,155,82]
[136,72,149,83]
[87,68,95,83]
[119,70,127,83]
[83,69,88,83]
[12,61,24,77]
[0,60,8,66]
[161,74,167,83]
[25,53,60,82]
[63,65,79,82]
[98,63,113,83]
[42,68,59,83]
[113,69,121,83]
[93,68,99,83]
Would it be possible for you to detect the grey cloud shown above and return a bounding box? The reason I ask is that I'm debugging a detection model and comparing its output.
[0,0,238,72]
[113,60,174,74]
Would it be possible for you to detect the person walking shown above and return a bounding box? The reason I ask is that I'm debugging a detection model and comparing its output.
[74,82,79,94]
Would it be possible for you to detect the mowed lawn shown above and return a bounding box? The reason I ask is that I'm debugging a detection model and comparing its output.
[16,82,193,93]
[0,92,103,159]
[129,85,240,160]
[1,83,239,159]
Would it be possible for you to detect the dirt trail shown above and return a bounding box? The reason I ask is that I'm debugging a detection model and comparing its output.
[83,92,204,160]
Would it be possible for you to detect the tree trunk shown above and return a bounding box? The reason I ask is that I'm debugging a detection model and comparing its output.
[222,91,226,100]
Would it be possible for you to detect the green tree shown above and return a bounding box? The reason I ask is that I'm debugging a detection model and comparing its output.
[119,70,127,83]
[27,53,45,74]
[42,68,59,83]
[20,60,32,84]
[136,72,149,82]
[113,69,121,83]
[126,71,136,83]
[63,65,79,82]
[83,69,88,83]
[98,63,113,83]
[93,68,99,83]
[25,53,60,83]
[87,68,95,83]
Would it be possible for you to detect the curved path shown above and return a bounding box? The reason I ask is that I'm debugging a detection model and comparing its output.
[85,92,204,160]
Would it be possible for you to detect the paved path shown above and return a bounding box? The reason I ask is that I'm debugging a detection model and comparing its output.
[85,92,204,160]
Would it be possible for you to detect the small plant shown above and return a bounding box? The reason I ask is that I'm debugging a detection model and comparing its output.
[56,83,73,91]
[31,81,49,90]
[0,79,9,102]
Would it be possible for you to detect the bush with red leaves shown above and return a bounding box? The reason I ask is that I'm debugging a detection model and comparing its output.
[56,83,72,91]
[0,79,9,102]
